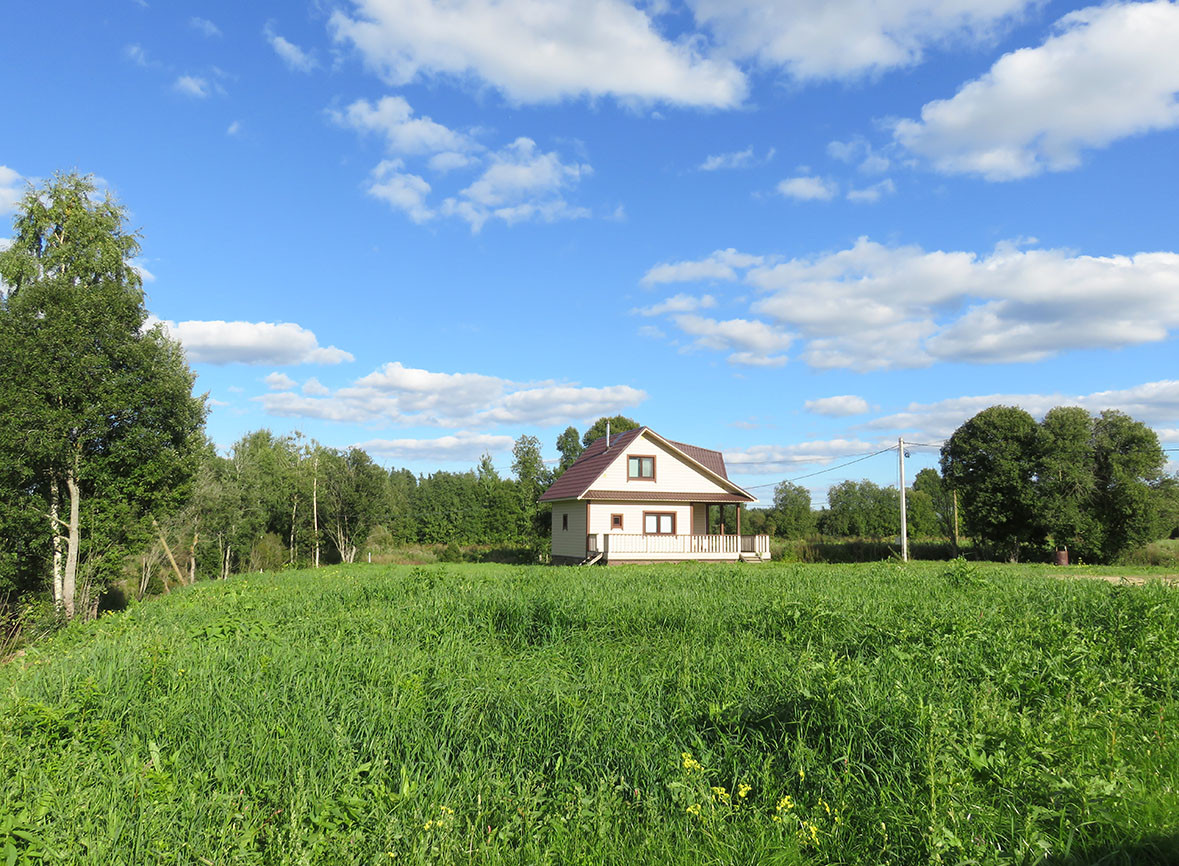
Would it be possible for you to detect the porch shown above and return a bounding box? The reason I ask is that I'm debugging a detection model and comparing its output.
[585,532,771,563]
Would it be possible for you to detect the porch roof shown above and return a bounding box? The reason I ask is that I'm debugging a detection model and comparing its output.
[582,490,750,503]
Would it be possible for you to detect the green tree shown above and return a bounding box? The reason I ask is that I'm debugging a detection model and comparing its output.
[911,468,954,540]
[770,481,815,538]
[581,416,639,447]
[512,434,551,547]
[941,406,1042,561]
[318,447,388,563]
[0,173,205,616]
[555,426,584,473]
[1035,406,1102,558]
[820,480,898,538]
[1090,410,1166,561]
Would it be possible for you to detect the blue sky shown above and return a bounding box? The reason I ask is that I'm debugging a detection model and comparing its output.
[3,0,1178,505]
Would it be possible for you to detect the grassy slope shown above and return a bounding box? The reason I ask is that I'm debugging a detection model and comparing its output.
[1,562,1177,865]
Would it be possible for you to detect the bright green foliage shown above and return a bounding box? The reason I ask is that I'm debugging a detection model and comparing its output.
[944,405,1168,563]
[819,480,898,538]
[581,415,639,447]
[0,173,205,604]
[770,481,816,538]
[554,425,584,474]
[1,562,1176,863]
[903,488,939,538]
[911,468,954,539]
[941,406,1041,560]
[1091,410,1167,561]
[1036,407,1103,558]
[318,447,389,562]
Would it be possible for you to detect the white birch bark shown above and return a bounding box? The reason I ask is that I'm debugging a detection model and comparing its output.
[63,467,80,620]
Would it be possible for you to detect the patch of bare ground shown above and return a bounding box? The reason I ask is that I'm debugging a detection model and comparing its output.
[1050,570,1179,586]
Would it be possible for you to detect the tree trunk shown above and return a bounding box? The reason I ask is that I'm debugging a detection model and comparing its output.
[63,467,81,620]
[49,481,65,612]
[289,495,298,566]
[188,533,198,584]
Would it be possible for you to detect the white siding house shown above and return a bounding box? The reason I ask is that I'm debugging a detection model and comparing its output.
[541,427,770,564]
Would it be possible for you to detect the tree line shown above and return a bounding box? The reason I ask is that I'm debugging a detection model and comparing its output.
[748,407,1177,563]
[3,175,1176,624]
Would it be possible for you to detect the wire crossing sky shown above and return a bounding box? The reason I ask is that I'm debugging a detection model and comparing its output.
[2,0,1177,505]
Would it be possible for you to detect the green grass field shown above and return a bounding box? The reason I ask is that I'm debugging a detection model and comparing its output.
[2,562,1177,865]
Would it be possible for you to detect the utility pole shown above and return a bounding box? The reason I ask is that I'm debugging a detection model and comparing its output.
[898,437,909,562]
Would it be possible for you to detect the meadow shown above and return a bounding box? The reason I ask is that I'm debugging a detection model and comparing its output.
[1,561,1177,865]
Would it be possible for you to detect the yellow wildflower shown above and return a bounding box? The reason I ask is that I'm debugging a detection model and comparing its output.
[711,786,730,805]
[775,795,794,813]
[686,803,702,816]
[681,752,703,772]
[737,783,751,799]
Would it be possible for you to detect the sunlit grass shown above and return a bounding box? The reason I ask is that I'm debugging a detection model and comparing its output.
[1,562,1177,864]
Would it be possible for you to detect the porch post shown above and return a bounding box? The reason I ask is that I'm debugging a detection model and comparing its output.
[736,503,741,537]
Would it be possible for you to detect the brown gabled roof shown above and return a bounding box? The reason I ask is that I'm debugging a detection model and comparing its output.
[540,426,753,502]
[540,426,645,502]
[667,439,728,480]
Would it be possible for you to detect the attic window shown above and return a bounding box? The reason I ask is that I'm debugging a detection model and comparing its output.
[628,455,655,480]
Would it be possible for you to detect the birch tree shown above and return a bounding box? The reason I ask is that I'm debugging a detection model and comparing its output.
[0,173,205,616]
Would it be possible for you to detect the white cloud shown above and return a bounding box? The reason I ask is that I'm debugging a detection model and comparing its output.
[265,372,298,390]
[806,395,871,417]
[124,43,154,67]
[356,432,516,463]
[332,95,473,155]
[427,151,475,173]
[330,0,746,107]
[128,257,155,282]
[866,379,1179,444]
[0,165,24,214]
[827,136,890,174]
[255,360,647,428]
[895,1,1179,180]
[777,175,837,201]
[226,121,242,136]
[632,293,716,316]
[173,75,212,98]
[156,319,355,365]
[672,314,793,366]
[699,147,754,171]
[441,137,590,231]
[640,237,1179,371]
[264,23,319,73]
[846,178,896,203]
[641,248,766,286]
[189,16,221,37]
[302,377,331,396]
[690,0,1035,81]
[366,160,434,223]
[725,438,882,474]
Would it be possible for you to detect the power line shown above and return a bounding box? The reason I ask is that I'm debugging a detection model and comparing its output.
[743,445,898,490]
[727,449,883,468]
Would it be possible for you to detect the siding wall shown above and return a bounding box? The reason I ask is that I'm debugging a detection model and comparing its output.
[587,501,692,537]
[593,433,730,495]
[550,501,587,559]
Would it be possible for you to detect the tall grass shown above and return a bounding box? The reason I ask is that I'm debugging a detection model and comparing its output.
[1,562,1177,864]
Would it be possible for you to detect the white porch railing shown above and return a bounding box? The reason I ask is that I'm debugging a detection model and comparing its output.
[587,533,770,559]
